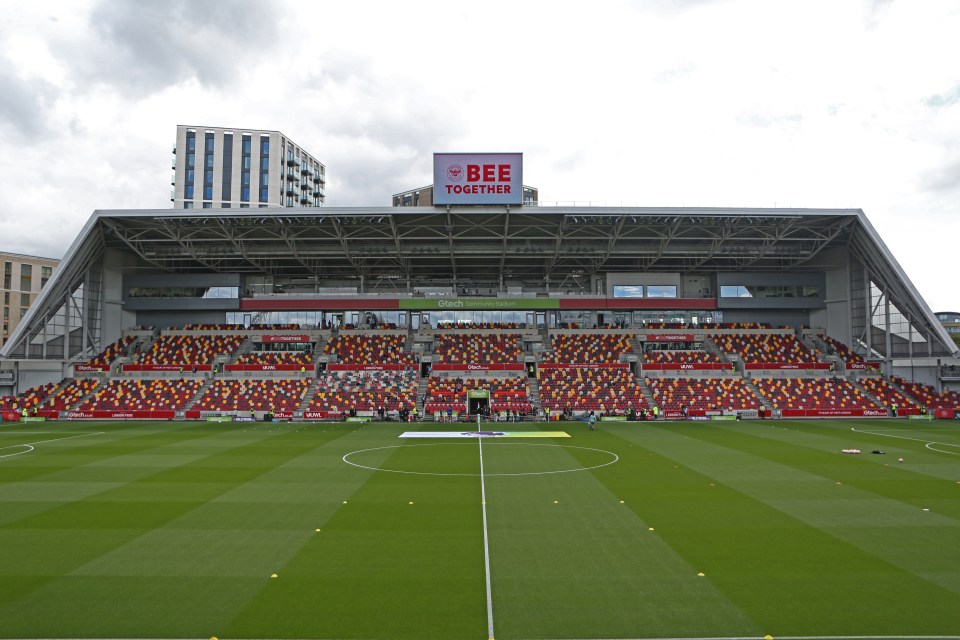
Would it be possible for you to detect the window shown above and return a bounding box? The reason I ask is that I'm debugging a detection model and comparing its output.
[646,285,677,298]
[184,202,194,209]
[222,133,233,202]
[203,202,212,208]
[3,262,11,289]
[3,292,7,304]
[259,187,268,203]
[613,285,644,298]
[241,187,250,201]
[203,186,213,200]
[185,185,194,199]
[21,293,30,307]
[19,264,31,291]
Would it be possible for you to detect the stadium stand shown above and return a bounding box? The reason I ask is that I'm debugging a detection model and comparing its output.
[857,377,921,412]
[542,333,633,364]
[539,368,648,414]
[134,334,246,365]
[647,377,761,412]
[192,379,310,412]
[76,379,203,412]
[711,333,820,365]
[752,377,880,411]
[434,334,522,364]
[306,370,418,416]
[324,334,415,366]
[892,375,960,410]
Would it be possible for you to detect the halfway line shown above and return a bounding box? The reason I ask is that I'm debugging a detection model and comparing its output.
[478,421,496,640]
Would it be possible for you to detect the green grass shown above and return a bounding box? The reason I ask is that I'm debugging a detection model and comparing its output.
[1,419,959,639]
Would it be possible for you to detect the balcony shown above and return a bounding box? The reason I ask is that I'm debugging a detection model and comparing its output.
[302,167,313,177]
[285,174,296,182]
[285,187,296,197]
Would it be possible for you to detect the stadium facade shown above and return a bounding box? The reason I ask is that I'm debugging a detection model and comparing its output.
[0,251,59,352]
[0,202,956,397]
[171,125,326,210]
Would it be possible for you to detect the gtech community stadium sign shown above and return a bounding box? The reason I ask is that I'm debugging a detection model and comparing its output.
[433,152,523,205]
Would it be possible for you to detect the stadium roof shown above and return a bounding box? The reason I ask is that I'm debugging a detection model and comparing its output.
[2,205,956,360]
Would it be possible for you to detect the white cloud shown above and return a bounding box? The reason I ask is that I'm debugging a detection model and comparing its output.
[1,0,959,310]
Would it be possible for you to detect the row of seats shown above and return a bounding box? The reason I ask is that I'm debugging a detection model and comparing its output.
[426,376,529,397]
[752,378,878,410]
[435,322,521,329]
[37,379,99,411]
[307,371,418,414]
[539,369,648,412]
[83,336,135,367]
[192,379,310,412]
[645,322,772,329]
[647,378,760,411]
[858,377,920,410]
[434,334,523,364]
[823,336,877,369]
[892,376,960,410]
[77,379,203,411]
[0,382,57,412]
[711,334,819,365]
[642,350,726,364]
[543,334,633,364]
[234,351,314,365]
[424,401,532,415]
[133,335,245,365]
[324,334,415,365]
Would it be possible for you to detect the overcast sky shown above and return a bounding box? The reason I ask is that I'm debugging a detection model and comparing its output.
[0,0,958,309]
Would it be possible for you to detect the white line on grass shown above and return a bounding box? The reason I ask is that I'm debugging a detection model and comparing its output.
[478,421,496,640]
[0,431,104,460]
[852,427,960,456]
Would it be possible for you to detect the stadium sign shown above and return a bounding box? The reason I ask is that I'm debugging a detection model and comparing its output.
[399,298,558,310]
[433,153,523,205]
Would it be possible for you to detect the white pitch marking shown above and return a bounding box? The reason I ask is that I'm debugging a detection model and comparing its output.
[852,427,960,456]
[478,422,496,640]
[341,442,619,477]
[0,431,105,460]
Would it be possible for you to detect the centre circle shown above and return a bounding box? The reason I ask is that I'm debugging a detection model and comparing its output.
[342,442,619,477]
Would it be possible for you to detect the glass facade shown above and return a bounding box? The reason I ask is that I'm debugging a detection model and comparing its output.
[183,131,196,205]
[221,132,233,205]
[241,135,251,203]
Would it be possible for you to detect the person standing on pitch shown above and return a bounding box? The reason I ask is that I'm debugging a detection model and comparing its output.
[588,411,597,431]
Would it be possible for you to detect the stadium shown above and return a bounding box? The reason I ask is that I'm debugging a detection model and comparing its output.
[0,153,959,639]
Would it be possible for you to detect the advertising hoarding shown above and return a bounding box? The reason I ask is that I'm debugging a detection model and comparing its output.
[433,153,523,205]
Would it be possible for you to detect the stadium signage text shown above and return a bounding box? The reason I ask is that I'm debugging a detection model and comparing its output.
[644,334,695,342]
[433,153,523,205]
[261,335,312,343]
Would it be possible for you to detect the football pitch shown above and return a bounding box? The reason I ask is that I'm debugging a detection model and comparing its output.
[1,419,959,640]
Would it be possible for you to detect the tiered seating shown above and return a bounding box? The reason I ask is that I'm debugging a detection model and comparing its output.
[858,377,921,411]
[307,371,417,415]
[647,378,761,412]
[250,323,301,330]
[0,382,58,412]
[35,379,99,411]
[176,323,246,331]
[642,350,726,365]
[824,336,878,370]
[134,334,245,365]
[434,334,522,364]
[752,378,880,410]
[192,379,310,412]
[76,379,203,411]
[711,333,819,365]
[539,368,648,413]
[543,334,633,364]
[437,322,521,329]
[234,351,313,366]
[82,336,135,368]
[892,376,960,410]
[324,334,415,366]
[424,376,531,414]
